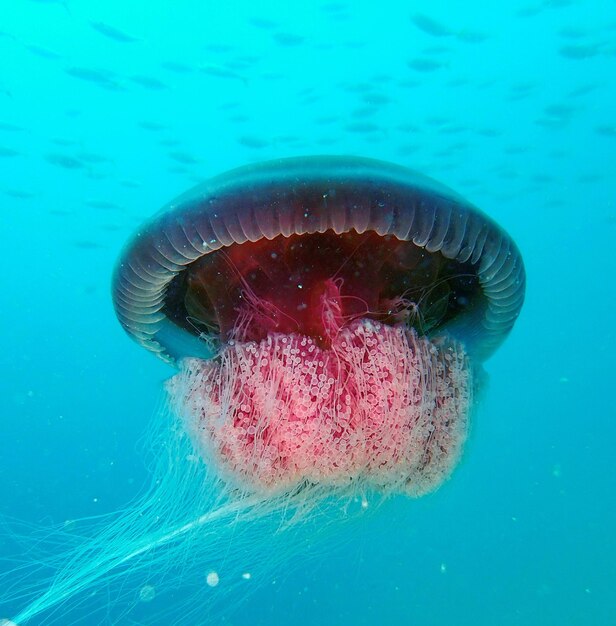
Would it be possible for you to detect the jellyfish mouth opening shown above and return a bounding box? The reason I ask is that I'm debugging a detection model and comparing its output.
[163,230,475,497]
[163,230,481,350]
[170,315,471,498]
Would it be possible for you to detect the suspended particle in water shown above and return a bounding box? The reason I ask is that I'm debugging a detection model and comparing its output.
[138,584,156,603]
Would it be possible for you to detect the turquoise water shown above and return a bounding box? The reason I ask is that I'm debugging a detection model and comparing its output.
[1,1,615,624]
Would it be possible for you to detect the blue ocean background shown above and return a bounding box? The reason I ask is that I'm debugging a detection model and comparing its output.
[1,0,615,624]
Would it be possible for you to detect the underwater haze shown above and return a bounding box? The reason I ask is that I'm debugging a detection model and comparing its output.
[1,0,615,625]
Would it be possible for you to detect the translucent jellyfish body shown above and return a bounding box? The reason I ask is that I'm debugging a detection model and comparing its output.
[5,156,524,624]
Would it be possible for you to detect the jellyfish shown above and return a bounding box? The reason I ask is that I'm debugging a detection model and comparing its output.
[4,156,524,624]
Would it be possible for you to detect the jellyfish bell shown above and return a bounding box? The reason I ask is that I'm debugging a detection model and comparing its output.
[115,155,524,497]
[6,156,524,624]
[116,155,521,364]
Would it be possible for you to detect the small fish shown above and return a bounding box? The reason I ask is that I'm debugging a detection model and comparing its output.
[159,138,181,147]
[544,103,576,118]
[351,106,379,119]
[76,151,110,164]
[315,115,340,125]
[510,81,536,93]
[325,9,350,22]
[372,72,393,82]
[422,45,451,55]
[200,64,247,84]
[476,128,501,137]
[559,44,600,59]
[160,61,193,74]
[534,117,567,129]
[238,135,268,149]
[410,13,453,37]
[233,54,260,65]
[138,121,167,131]
[4,188,35,198]
[29,0,70,13]
[568,83,597,97]
[458,178,481,189]
[496,168,519,180]
[300,93,320,105]
[397,123,420,132]
[516,5,543,18]
[168,151,199,164]
[398,79,421,89]
[507,91,528,102]
[66,67,121,90]
[595,125,616,137]
[25,43,62,59]
[225,58,256,71]
[362,93,391,105]
[558,27,588,39]
[51,137,77,146]
[203,43,235,53]
[0,122,24,132]
[407,58,445,72]
[456,30,489,43]
[218,101,240,110]
[504,145,530,155]
[275,135,301,144]
[84,199,122,210]
[86,170,108,181]
[101,223,122,232]
[440,124,467,135]
[130,75,168,90]
[260,71,284,80]
[248,17,278,30]
[228,114,249,123]
[90,21,139,43]
[340,82,372,94]
[321,2,349,13]
[577,173,602,184]
[345,122,380,134]
[120,179,141,188]
[45,153,84,169]
[396,143,419,155]
[272,32,305,46]
[447,141,469,152]
[543,0,574,8]
[425,116,450,127]
[531,174,554,184]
